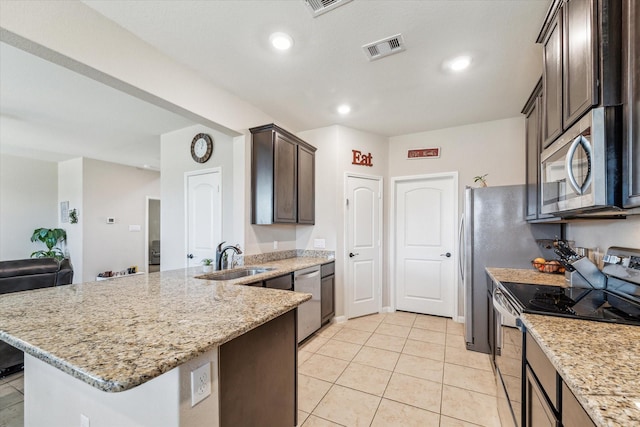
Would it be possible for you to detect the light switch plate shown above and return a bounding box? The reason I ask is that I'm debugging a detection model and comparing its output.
[314,239,326,249]
[128,224,141,232]
[191,362,211,407]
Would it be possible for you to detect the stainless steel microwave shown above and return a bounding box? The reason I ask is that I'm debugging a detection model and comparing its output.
[540,107,622,215]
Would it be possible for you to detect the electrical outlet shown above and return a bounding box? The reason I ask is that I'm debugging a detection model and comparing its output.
[273,240,278,250]
[80,414,90,427]
[191,362,211,407]
[314,239,326,249]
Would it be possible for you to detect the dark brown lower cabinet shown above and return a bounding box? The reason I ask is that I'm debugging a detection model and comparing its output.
[219,309,297,427]
[525,367,559,427]
[525,332,596,427]
[562,382,596,427]
[320,262,335,325]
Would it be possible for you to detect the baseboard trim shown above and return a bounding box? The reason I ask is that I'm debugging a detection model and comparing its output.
[454,315,464,323]
[333,315,347,324]
[382,306,394,313]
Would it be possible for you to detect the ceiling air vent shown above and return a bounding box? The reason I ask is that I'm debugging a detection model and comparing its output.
[304,0,353,17]
[362,34,406,61]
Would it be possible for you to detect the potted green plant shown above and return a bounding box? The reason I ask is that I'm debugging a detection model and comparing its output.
[201,258,214,273]
[474,174,489,187]
[30,228,67,260]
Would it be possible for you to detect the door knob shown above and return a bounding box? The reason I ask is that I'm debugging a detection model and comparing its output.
[440,252,452,258]
[187,254,194,259]
[349,252,359,258]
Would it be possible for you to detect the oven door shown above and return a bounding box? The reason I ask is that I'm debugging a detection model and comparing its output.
[493,288,523,427]
[541,128,594,215]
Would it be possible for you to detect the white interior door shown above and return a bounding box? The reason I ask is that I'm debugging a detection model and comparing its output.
[346,175,382,319]
[394,173,457,317]
[186,170,221,268]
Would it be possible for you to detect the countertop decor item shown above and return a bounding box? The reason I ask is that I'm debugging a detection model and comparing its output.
[473,173,488,187]
[29,228,66,261]
[201,258,214,273]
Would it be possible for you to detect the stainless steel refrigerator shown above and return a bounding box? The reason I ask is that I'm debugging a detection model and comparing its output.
[461,185,560,353]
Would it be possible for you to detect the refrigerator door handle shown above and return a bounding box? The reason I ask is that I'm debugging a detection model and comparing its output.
[458,215,465,281]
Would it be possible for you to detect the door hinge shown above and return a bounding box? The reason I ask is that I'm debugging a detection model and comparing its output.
[346,198,349,206]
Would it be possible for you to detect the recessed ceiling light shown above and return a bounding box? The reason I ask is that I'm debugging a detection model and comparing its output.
[337,104,351,115]
[269,32,294,51]
[446,55,472,72]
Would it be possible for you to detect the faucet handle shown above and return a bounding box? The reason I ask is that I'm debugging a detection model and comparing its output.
[216,241,226,252]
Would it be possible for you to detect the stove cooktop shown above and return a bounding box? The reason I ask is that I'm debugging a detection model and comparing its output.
[501,282,640,326]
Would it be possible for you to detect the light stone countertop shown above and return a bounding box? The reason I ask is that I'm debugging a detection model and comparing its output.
[522,314,640,427]
[486,267,639,426]
[0,258,331,393]
[486,267,567,287]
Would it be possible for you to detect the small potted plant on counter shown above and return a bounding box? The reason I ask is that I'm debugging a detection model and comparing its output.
[201,258,214,273]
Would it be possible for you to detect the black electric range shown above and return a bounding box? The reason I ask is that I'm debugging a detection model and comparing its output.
[499,247,640,326]
[500,282,640,326]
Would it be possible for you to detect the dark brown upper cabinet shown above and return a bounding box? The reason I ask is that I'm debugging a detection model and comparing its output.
[538,0,621,148]
[562,0,597,127]
[250,124,317,225]
[523,79,543,220]
[523,79,561,222]
[623,0,640,208]
[541,7,563,147]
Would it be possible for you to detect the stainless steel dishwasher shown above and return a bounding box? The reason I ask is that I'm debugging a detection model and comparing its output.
[294,266,321,343]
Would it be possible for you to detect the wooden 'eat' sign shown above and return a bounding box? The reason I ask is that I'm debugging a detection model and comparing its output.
[352,150,373,167]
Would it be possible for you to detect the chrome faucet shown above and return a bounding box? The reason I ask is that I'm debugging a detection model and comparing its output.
[215,241,243,270]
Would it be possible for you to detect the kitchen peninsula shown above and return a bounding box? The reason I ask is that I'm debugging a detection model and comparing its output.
[0,267,311,427]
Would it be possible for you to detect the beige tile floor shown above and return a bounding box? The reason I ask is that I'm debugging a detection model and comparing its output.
[298,312,501,427]
[0,312,500,427]
[0,370,24,427]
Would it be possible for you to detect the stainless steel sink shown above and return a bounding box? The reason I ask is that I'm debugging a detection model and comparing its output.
[202,267,276,281]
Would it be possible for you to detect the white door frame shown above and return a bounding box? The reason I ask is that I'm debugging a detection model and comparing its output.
[343,172,384,319]
[184,168,222,268]
[390,172,459,319]
[144,196,160,272]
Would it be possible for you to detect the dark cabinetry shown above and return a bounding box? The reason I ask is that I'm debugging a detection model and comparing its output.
[623,0,640,207]
[265,273,293,291]
[524,332,595,427]
[219,310,296,427]
[250,124,316,225]
[523,79,560,222]
[538,0,620,148]
[320,262,335,325]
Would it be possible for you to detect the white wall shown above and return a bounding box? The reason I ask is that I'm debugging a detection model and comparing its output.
[388,117,525,314]
[0,154,58,260]
[566,216,640,253]
[160,125,236,271]
[296,125,389,318]
[58,158,83,283]
[388,117,526,206]
[0,1,273,134]
[82,158,160,281]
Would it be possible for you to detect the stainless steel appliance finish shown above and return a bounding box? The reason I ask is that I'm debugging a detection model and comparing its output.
[461,185,560,353]
[295,266,321,343]
[492,284,524,427]
[540,107,623,215]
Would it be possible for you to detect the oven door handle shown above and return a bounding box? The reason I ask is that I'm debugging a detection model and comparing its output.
[493,290,518,328]
[565,135,593,195]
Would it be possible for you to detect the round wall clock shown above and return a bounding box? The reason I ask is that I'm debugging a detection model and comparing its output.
[191,133,213,163]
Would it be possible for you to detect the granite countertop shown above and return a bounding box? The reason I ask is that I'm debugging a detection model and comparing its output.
[486,267,567,287]
[486,267,639,426]
[196,256,334,284]
[0,265,313,393]
[522,314,640,427]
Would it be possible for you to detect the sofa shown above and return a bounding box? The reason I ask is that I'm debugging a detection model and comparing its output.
[0,258,73,376]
